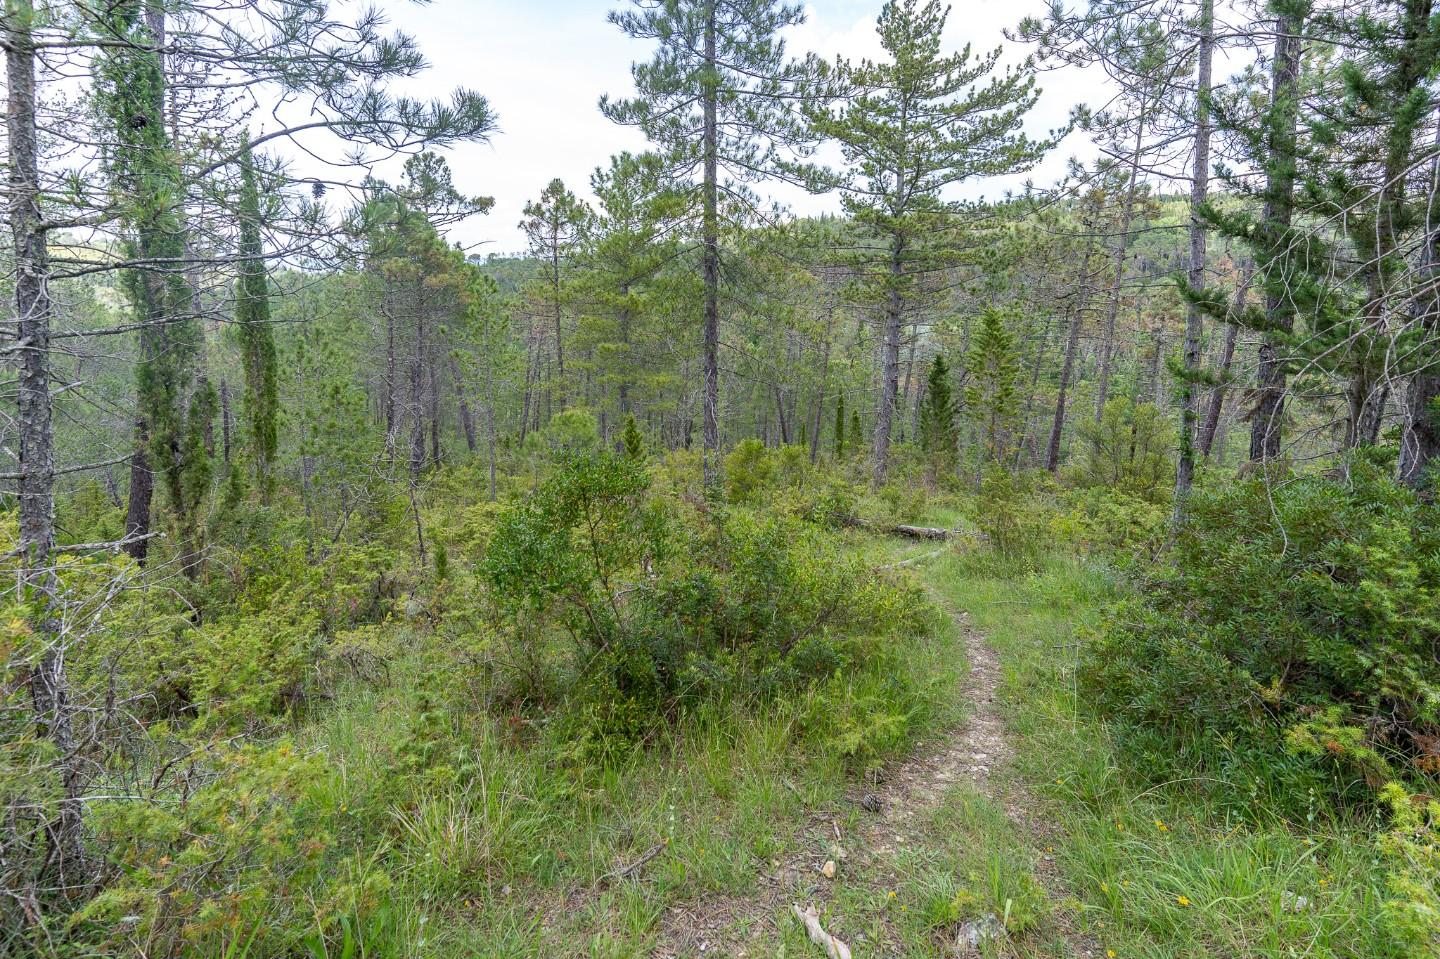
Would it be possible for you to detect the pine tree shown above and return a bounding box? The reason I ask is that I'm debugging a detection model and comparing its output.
[622,414,645,460]
[603,0,825,489]
[849,408,864,455]
[235,139,279,499]
[807,0,1051,486]
[834,393,847,458]
[965,308,1021,464]
[577,151,686,425]
[96,0,213,573]
[918,353,959,475]
[521,178,589,411]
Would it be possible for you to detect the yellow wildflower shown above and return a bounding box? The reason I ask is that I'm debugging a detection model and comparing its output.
[1176,895,1191,907]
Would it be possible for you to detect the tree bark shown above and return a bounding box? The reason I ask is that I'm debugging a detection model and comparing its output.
[451,357,477,453]
[1174,1,1212,516]
[1096,100,1150,422]
[809,304,836,464]
[872,233,905,486]
[1197,268,1252,460]
[1250,9,1303,462]
[701,0,721,489]
[7,0,88,889]
[1047,239,1096,472]
[1401,111,1440,487]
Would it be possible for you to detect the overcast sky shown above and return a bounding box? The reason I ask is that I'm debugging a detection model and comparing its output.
[347,0,1105,255]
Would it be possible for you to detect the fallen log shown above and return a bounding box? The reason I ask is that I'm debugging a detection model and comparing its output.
[891,524,950,539]
[842,516,952,539]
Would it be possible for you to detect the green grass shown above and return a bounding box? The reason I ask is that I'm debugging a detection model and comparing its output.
[279,537,970,957]
[926,552,1402,959]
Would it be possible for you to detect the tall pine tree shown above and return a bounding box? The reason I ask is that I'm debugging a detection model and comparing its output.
[235,139,279,498]
[806,0,1051,486]
[96,0,214,573]
[602,0,825,488]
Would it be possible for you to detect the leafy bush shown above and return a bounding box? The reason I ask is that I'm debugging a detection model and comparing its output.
[1082,459,1440,805]
[973,466,1051,564]
[482,450,931,759]
[1071,398,1171,500]
[1053,485,1168,558]
[725,438,775,502]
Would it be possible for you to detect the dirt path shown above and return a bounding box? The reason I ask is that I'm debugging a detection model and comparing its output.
[652,593,1099,958]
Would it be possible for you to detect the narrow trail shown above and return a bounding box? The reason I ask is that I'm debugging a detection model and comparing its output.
[653,587,1100,958]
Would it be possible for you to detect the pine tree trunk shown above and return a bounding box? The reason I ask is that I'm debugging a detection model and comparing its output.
[451,358,477,453]
[1174,0,1212,515]
[219,378,232,464]
[809,305,835,464]
[1047,243,1096,471]
[1197,270,1251,460]
[901,324,919,442]
[7,0,88,890]
[1250,10,1302,462]
[701,0,721,488]
[1402,115,1440,487]
[872,233,905,486]
[774,385,791,444]
[484,343,499,501]
[551,236,566,409]
[1096,103,1149,422]
[1018,313,1054,470]
[384,301,398,462]
[519,324,535,443]
[618,286,632,415]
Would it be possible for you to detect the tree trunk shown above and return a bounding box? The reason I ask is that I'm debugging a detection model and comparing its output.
[1198,269,1252,460]
[7,0,88,890]
[551,236,566,409]
[484,343,499,501]
[872,233,905,486]
[1402,113,1440,487]
[809,304,835,464]
[901,324,919,442]
[383,300,398,462]
[1250,9,1303,462]
[219,378,232,464]
[451,358,477,453]
[519,323,535,443]
[1047,240,1097,471]
[701,0,721,489]
[618,286,633,415]
[1096,101,1150,422]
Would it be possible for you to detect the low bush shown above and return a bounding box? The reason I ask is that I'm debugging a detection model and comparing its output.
[482,451,933,760]
[1080,458,1440,949]
[1083,460,1440,799]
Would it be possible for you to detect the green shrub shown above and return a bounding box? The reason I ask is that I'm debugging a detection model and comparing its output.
[1053,485,1168,558]
[482,450,932,761]
[724,438,775,503]
[1082,458,1440,809]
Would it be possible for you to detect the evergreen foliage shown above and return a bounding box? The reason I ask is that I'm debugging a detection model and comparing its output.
[965,308,1020,463]
[918,353,959,475]
[236,140,280,497]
